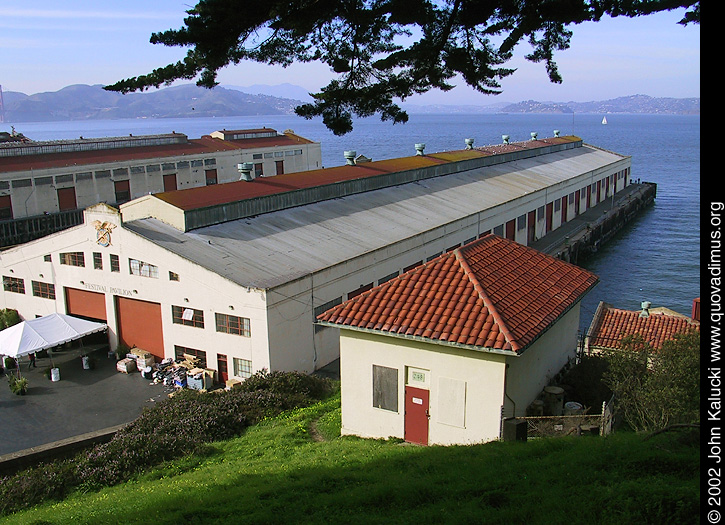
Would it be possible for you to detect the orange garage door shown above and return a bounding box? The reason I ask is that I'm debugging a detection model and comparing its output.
[65,287,107,322]
[115,296,164,361]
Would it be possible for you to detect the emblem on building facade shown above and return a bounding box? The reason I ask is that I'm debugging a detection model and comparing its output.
[92,220,117,247]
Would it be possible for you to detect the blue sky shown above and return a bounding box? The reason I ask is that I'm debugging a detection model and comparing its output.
[0,1,700,104]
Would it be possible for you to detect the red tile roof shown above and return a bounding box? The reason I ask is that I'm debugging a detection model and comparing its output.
[587,302,700,351]
[317,234,599,353]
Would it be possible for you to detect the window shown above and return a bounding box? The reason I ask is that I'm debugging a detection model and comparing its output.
[169,271,179,281]
[172,305,204,328]
[3,276,25,294]
[44,254,52,262]
[233,357,252,379]
[60,252,85,267]
[314,297,343,318]
[215,313,251,337]
[174,345,207,368]
[517,214,526,231]
[129,258,158,278]
[93,252,103,270]
[110,254,120,272]
[373,365,398,412]
[32,281,56,300]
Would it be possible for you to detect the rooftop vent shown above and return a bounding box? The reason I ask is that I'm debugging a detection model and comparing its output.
[237,162,254,181]
[502,135,510,144]
[464,138,474,150]
[415,143,425,156]
[639,301,652,318]
[554,130,561,137]
[530,132,538,140]
[343,150,357,166]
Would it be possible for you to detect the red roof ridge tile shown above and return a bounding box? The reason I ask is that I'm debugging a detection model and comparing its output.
[453,248,518,352]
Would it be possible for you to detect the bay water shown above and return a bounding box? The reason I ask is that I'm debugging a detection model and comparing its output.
[8,112,700,331]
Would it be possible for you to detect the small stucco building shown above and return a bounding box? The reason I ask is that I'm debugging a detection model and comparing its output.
[317,234,599,446]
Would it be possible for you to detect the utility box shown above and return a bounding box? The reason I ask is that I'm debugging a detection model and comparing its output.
[502,418,528,442]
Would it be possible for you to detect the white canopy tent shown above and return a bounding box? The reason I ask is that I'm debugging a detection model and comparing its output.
[0,313,108,359]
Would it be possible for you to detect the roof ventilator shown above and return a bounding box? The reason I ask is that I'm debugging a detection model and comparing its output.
[464,138,474,150]
[554,130,561,137]
[237,162,254,181]
[639,301,651,318]
[415,143,425,155]
[344,150,357,166]
[502,135,510,144]
[530,132,538,140]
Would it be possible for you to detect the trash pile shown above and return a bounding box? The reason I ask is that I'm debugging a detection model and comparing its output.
[117,350,215,391]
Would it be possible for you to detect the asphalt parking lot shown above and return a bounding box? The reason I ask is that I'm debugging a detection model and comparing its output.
[0,343,174,457]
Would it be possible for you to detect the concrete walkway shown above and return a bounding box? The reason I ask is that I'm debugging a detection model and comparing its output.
[0,344,173,457]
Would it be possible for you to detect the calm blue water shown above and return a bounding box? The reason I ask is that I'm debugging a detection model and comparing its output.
[6,113,700,329]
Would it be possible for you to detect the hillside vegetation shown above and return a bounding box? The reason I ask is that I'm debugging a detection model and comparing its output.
[1,387,699,525]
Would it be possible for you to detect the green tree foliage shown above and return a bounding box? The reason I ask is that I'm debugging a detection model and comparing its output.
[104,0,700,135]
[0,308,20,329]
[602,330,700,432]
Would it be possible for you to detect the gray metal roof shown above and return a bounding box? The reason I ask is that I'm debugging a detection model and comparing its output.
[125,144,625,290]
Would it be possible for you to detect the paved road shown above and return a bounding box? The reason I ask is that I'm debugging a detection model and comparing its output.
[0,344,173,456]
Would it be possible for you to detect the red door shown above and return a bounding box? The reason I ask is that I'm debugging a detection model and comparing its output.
[505,219,515,240]
[116,296,164,360]
[561,196,568,223]
[217,353,229,383]
[405,386,430,445]
[57,187,77,211]
[65,287,107,321]
[545,202,553,233]
[527,210,536,244]
[163,173,177,192]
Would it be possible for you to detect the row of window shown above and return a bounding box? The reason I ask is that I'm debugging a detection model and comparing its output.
[3,276,55,299]
[171,305,251,337]
[51,251,171,280]
[251,149,303,160]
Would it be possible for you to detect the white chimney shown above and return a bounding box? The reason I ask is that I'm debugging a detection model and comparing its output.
[344,150,357,165]
[639,301,652,317]
[415,143,425,155]
[237,162,254,181]
[464,138,474,150]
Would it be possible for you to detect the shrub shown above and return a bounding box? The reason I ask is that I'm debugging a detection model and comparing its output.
[0,308,20,330]
[0,369,333,515]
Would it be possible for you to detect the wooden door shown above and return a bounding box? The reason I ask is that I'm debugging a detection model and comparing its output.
[65,287,107,321]
[217,353,229,382]
[405,386,429,445]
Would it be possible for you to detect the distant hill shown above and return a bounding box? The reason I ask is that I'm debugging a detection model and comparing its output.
[499,95,700,115]
[1,84,303,122]
[1,84,699,123]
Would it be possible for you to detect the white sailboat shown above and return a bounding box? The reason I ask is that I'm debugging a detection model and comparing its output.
[602,116,608,125]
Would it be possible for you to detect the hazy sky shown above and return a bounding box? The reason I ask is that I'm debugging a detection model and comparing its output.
[0,1,700,105]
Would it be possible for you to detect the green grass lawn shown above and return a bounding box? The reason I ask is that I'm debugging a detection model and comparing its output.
[2,391,699,525]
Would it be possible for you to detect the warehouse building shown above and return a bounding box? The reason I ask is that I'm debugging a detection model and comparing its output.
[0,128,321,220]
[0,134,631,382]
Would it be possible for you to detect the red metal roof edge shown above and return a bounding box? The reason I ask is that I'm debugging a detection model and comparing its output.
[156,135,581,211]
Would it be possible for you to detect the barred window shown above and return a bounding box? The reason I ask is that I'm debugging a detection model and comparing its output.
[93,252,103,270]
[129,258,158,278]
[215,313,251,337]
[110,254,120,273]
[174,345,207,367]
[172,305,204,328]
[32,280,56,299]
[3,276,25,294]
[233,357,252,379]
[60,252,85,267]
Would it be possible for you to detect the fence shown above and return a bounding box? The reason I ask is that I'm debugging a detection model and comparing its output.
[515,395,615,439]
[0,209,83,247]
